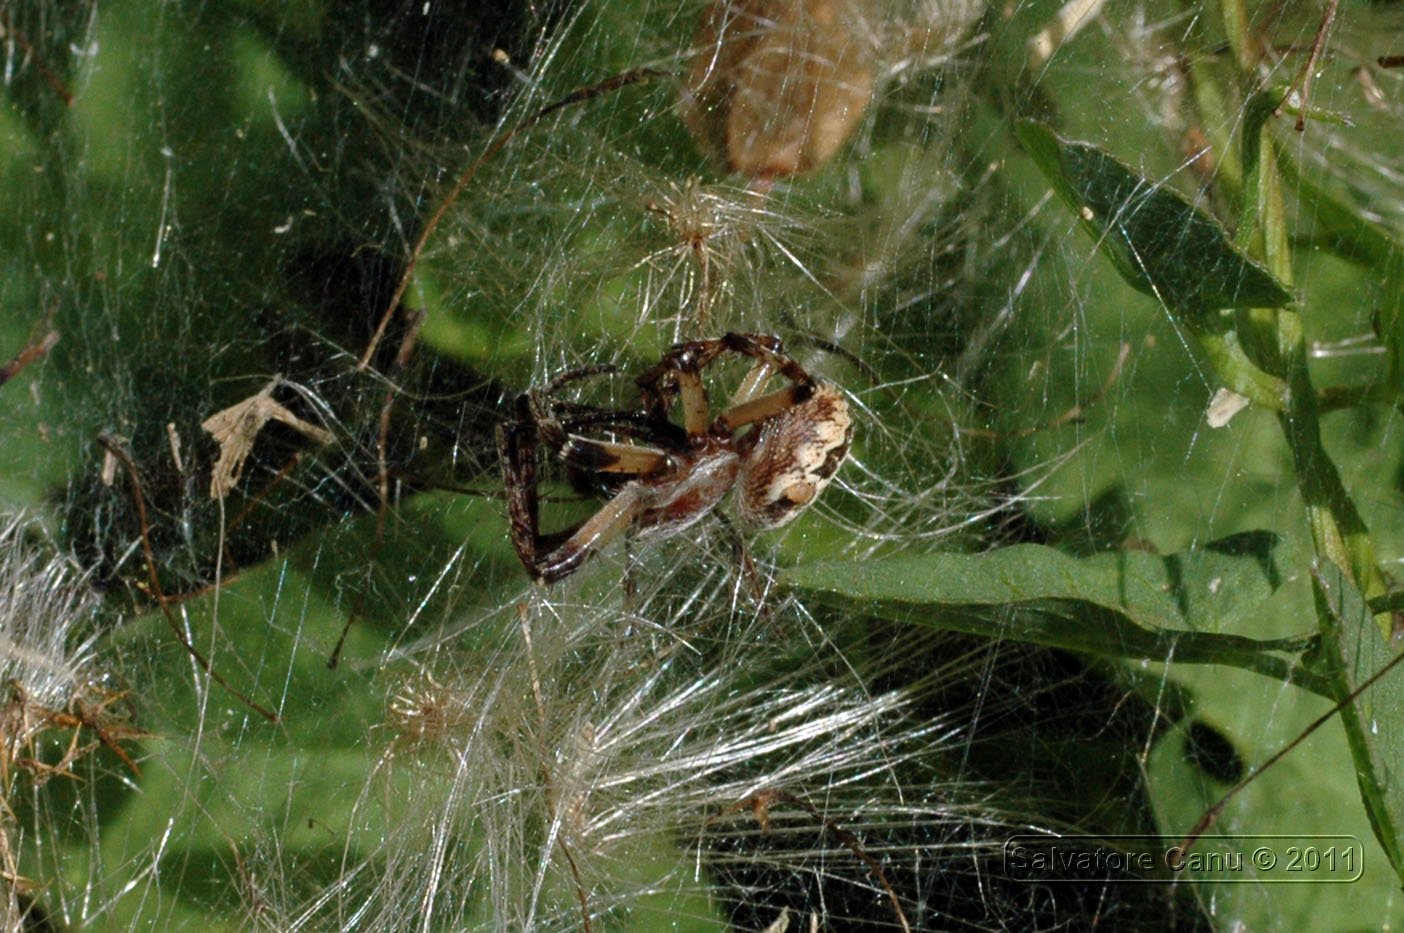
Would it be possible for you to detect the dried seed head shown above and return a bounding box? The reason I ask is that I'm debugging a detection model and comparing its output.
[682,0,877,180]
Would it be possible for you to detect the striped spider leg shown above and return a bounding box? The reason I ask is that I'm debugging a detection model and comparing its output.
[499,334,852,583]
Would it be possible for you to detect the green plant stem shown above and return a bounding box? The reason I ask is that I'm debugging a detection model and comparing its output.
[1274,148,1404,393]
[1215,0,1386,616]
[1218,0,1256,74]
[1234,85,1387,616]
[1177,4,1242,208]
[1193,326,1286,409]
[1217,0,1402,879]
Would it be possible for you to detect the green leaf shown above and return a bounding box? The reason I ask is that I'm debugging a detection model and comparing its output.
[782,533,1330,694]
[1311,560,1404,881]
[1276,152,1404,392]
[1015,120,1293,315]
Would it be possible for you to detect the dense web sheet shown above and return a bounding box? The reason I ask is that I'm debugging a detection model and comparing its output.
[1,0,1403,929]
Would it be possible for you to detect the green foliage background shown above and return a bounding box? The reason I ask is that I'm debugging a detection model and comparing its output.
[1,0,1402,929]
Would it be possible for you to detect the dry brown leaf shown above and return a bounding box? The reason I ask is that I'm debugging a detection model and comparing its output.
[682,0,876,180]
[201,380,334,499]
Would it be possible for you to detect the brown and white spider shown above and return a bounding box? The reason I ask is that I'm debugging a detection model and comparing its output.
[498,333,852,583]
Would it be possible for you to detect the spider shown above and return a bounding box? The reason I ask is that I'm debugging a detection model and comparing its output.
[498,333,852,583]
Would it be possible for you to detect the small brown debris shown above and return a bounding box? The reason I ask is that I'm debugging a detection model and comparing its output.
[0,330,58,389]
[201,380,333,499]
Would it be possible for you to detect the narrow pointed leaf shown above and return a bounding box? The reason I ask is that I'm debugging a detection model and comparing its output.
[783,533,1328,693]
[1311,561,1404,879]
[1016,120,1292,315]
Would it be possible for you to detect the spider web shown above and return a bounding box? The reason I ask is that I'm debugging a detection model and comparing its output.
[0,0,1402,929]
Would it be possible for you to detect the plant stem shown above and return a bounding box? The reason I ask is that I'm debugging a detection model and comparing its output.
[1242,94,1386,615]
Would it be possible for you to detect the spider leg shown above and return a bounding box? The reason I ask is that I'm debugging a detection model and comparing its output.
[500,385,677,581]
[634,335,751,427]
[675,367,710,437]
[716,333,814,387]
[542,362,618,395]
[498,396,546,578]
[635,349,713,438]
[531,359,691,450]
[712,510,768,605]
[730,355,778,406]
[534,483,650,583]
[547,430,674,475]
[716,382,816,432]
[698,333,821,431]
[531,394,682,474]
[634,333,801,439]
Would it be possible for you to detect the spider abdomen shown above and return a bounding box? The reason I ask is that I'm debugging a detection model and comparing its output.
[735,383,851,528]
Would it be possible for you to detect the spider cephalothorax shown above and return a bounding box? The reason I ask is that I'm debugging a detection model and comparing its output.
[498,333,852,583]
